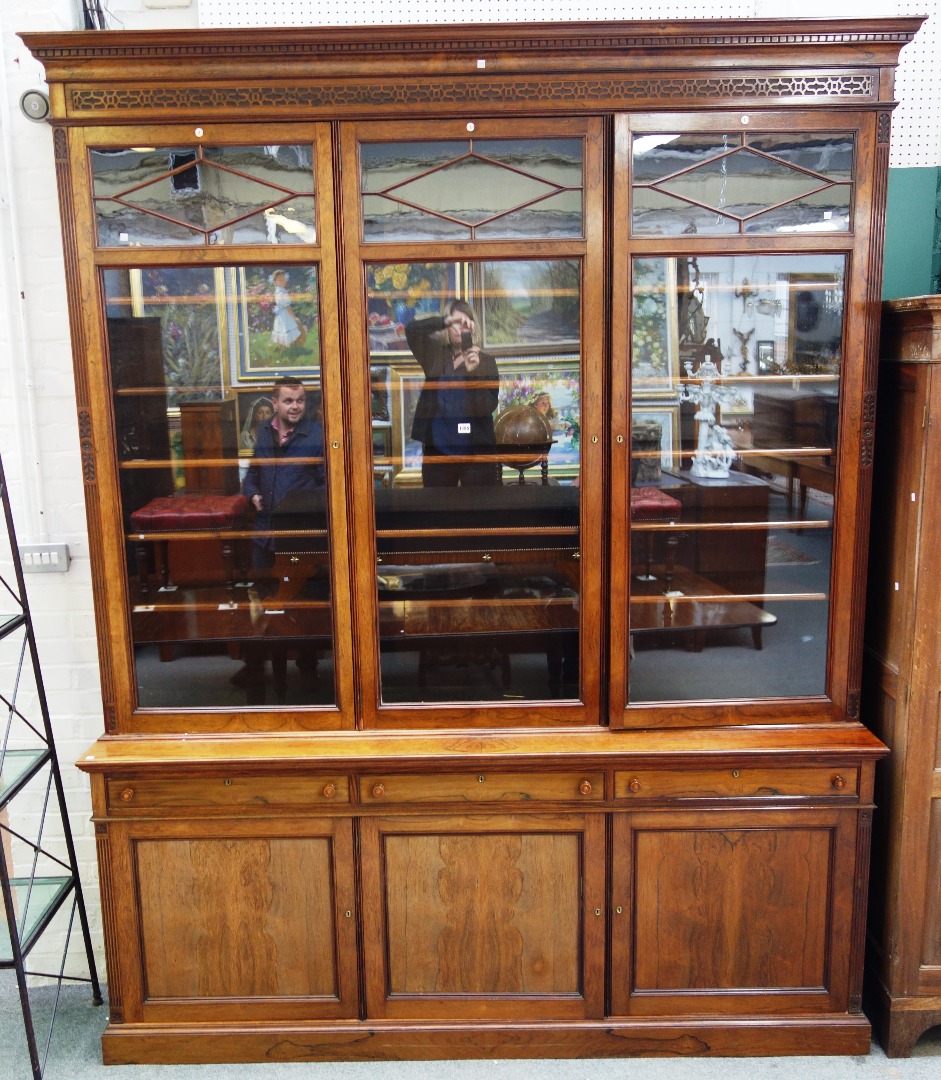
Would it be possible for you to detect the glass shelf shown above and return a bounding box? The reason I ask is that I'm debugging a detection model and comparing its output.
[0,876,73,963]
[0,749,51,807]
[0,612,26,642]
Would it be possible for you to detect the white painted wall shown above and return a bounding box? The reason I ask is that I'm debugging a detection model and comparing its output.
[0,0,936,979]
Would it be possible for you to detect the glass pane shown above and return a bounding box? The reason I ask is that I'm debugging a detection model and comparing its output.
[0,878,72,960]
[92,146,188,187]
[745,185,852,234]
[746,133,855,183]
[202,145,315,191]
[658,149,826,218]
[628,254,844,704]
[632,187,741,236]
[360,141,461,192]
[93,145,316,247]
[474,138,583,184]
[367,259,582,704]
[633,132,855,237]
[96,201,204,247]
[209,196,317,246]
[632,133,741,183]
[362,194,471,242]
[475,191,583,240]
[103,265,334,710]
[361,137,583,242]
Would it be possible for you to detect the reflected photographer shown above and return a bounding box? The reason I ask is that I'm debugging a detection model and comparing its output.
[405,299,500,487]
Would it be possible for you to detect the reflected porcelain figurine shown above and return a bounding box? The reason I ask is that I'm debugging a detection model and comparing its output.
[679,358,742,478]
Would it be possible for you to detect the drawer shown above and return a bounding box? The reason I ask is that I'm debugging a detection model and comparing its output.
[360,771,604,804]
[106,774,350,811]
[614,766,858,800]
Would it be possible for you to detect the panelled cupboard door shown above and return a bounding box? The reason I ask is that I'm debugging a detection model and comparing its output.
[338,117,606,728]
[103,817,359,1023]
[359,813,606,1020]
[610,808,860,1016]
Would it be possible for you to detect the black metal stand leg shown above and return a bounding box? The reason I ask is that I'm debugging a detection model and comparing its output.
[1,860,44,1080]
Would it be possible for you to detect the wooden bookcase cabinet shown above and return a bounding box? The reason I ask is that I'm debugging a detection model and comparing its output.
[21,17,921,1064]
[864,296,941,1056]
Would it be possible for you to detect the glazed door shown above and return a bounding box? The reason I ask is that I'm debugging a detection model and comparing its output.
[77,123,353,731]
[359,811,606,1020]
[610,111,883,726]
[340,117,606,727]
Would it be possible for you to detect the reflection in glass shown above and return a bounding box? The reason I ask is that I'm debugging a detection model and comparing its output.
[366,259,582,704]
[628,254,844,703]
[360,138,583,242]
[103,265,333,710]
[658,149,826,217]
[632,131,855,236]
[92,145,316,247]
[631,188,741,237]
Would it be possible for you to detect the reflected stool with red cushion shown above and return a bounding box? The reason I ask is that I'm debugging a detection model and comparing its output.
[630,486,682,589]
[129,493,251,600]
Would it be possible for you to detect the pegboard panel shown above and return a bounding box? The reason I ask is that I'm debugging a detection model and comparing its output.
[198,1,754,28]
[197,0,938,167]
[886,0,940,167]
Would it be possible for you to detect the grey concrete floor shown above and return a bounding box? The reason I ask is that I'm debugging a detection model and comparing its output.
[2,978,940,1080]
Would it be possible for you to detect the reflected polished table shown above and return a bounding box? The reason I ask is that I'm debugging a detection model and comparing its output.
[630,566,777,651]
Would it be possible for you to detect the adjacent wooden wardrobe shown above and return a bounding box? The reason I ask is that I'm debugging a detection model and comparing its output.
[865,296,941,1056]
[22,17,922,1064]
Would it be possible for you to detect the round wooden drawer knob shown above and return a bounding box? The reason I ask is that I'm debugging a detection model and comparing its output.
[831,774,847,790]
[579,779,593,796]
[322,783,336,798]
[628,778,642,793]
[119,788,135,802]
[371,783,385,798]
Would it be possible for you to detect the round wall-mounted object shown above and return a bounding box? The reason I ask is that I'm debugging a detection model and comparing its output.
[19,90,50,122]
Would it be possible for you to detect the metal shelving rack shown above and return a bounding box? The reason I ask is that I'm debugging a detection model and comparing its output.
[0,453,102,1080]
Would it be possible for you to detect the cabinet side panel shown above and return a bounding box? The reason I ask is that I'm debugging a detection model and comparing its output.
[135,837,337,999]
[866,364,923,671]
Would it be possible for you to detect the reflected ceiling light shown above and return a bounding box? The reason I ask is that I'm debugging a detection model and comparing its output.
[633,134,681,156]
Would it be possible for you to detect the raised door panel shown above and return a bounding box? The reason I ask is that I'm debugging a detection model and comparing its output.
[921,797,941,984]
[360,813,605,1020]
[610,808,859,1015]
[109,817,358,1023]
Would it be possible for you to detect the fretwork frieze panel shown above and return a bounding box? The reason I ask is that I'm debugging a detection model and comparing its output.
[69,73,875,117]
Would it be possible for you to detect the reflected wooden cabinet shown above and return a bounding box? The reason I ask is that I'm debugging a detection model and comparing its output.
[23,16,922,1066]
